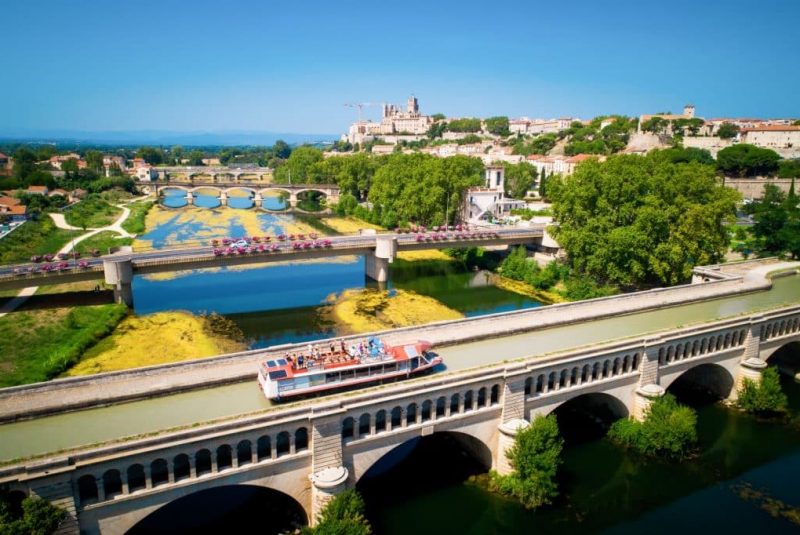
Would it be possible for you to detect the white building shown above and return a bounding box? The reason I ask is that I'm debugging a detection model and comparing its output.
[509,118,576,135]
[345,96,433,145]
[462,165,526,222]
[134,165,158,182]
[739,126,800,150]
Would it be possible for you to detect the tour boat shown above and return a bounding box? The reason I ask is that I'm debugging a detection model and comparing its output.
[258,338,440,401]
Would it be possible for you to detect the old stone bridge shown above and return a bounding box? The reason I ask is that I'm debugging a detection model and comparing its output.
[2,296,798,533]
[152,167,273,182]
[150,182,341,209]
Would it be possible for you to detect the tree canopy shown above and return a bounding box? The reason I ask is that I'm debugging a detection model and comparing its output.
[548,153,739,286]
[608,393,697,459]
[303,489,372,535]
[446,118,482,133]
[750,182,800,258]
[716,122,740,139]
[717,144,781,177]
[737,367,788,414]
[503,162,536,199]
[484,116,510,136]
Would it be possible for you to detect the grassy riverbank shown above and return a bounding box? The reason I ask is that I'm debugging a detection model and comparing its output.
[0,304,128,387]
[121,200,153,235]
[0,218,72,264]
[75,231,133,254]
[323,216,383,234]
[64,196,122,228]
[64,311,247,375]
[325,288,463,333]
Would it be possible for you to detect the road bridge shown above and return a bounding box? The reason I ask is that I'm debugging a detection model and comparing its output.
[152,167,273,182]
[150,182,341,209]
[0,228,545,306]
[1,300,798,533]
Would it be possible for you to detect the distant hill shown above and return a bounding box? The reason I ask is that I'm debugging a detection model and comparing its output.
[0,129,338,147]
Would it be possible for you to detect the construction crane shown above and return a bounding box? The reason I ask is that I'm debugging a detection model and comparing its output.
[344,102,382,123]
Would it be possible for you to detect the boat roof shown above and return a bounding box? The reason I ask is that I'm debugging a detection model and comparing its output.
[261,340,430,380]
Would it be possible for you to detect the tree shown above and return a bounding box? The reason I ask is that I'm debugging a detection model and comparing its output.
[641,116,669,135]
[84,150,104,172]
[659,146,715,166]
[737,367,788,414]
[751,184,789,253]
[431,113,446,121]
[303,489,371,535]
[485,116,510,136]
[777,159,800,178]
[426,121,446,139]
[504,162,536,199]
[446,118,482,133]
[608,393,697,459]
[272,139,292,159]
[136,146,165,165]
[717,144,781,177]
[548,153,739,286]
[0,495,65,535]
[538,168,547,199]
[716,122,740,139]
[273,146,324,183]
[60,158,79,174]
[187,150,205,166]
[489,414,563,509]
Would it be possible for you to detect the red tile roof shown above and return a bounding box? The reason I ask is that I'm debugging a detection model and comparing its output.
[0,196,21,206]
[27,185,48,193]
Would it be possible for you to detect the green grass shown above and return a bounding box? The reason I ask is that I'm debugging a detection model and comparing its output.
[121,201,153,235]
[0,304,128,387]
[0,218,73,265]
[75,231,133,255]
[64,195,122,228]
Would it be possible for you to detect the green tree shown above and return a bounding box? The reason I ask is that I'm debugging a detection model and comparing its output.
[716,122,740,139]
[737,367,788,414]
[272,139,292,159]
[777,160,800,178]
[548,153,739,286]
[489,414,563,509]
[446,118,482,133]
[426,121,447,139]
[135,146,165,165]
[538,168,547,199]
[60,158,79,174]
[84,150,104,172]
[717,144,781,177]
[303,489,371,535]
[503,162,536,198]
[187,150,205,166]
[659,146,715,165]
[485,116,510,136]
[608,393,697,459]
[0,495,65,535]
[274,146,324,183]
[750,183,794,254]
[641,116,669,135]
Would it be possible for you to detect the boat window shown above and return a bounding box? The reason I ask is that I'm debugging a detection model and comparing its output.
[278,379,295,392]
[356,367,370,378]
[326,372,340,383]
[267,360,276,368]
[341,370,355,380]
[276,359,287,366]
[384,363,397,373]
[268,370,287,380]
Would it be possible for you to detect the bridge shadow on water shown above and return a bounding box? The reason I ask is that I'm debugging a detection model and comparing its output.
[127,485,306,535]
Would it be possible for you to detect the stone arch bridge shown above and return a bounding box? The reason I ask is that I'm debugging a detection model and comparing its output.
[2,304,799,534]
[150,182,340,209]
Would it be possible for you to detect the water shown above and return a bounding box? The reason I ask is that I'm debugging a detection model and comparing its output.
[359,345,800,535]
[159,187,290,211]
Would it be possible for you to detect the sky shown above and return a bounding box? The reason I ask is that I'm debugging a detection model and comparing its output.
[2,0,799,137]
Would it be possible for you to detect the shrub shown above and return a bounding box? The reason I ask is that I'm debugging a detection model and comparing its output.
[489,414,563,509]
[0,495,65,535]
[608,393,697,459]
[303,489,371,535]
[736,367,788,415]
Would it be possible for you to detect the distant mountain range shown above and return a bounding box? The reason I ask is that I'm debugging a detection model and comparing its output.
[0,129,339,147]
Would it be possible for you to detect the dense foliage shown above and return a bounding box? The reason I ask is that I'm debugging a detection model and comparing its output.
[716,122,740,139]
[548,153,739,286]
[484,116,510,136]
[749,182,800,258]
[717,144,781,177]
[446,118,482,133]
[503,162,537,199]
[608,394,697,459]
[499,246,617,300]
[489,414,564,509]
[659,146,715,166]
[737,367,788,415]
[0,494,65,535]
[563,116,638,155]
[303,489,372,535]
[777,159,800,178]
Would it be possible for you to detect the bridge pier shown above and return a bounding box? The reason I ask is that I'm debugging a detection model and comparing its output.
[496,419,529,475]
[219,191,228,206]
[104,257,134,307]
[633,383,665,421]
[253,193,263,208]
[289,192,298,208]
[365,235,397,283]
[309,466,349,526]
[185,191,194,205]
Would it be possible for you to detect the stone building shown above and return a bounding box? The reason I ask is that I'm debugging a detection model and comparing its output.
[345,96,433,145]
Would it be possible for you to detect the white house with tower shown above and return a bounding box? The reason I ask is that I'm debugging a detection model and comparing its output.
[462,165,526,223]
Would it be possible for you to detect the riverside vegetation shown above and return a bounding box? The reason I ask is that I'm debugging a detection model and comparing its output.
[0,493,65,535]
[608,394,698,459]
[303,489,372,535]
[736,367,789,415]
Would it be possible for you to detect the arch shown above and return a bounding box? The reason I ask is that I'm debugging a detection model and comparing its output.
[257,436,271,461]
[375,410,387,433]
[592,362,600,380]
[237,440,253,465]
[195,449,212,476]
[548,371,557,390]
[276,431,291,456]
[477,387,487,408]
[582,364,591,382]
[463,391,474,412]
[406,403,418,425]
[103,469,122,499]
[77,474,98,504]
[632,353,641,370]
[450,394,460,414]
[550,392,630,444]
[355,431,493,485]
[216,445,233,471]
[151,458,169,486]
[295,428,309,451]
[342,417,355,440]
[524,377,532,396]
[491,384,500,404]
[173,454,191,481]
[602,360,611,378]
[435,397,446,418]
[358,413,371,436]
[127,464,146,492]
[536,374,545,393]
[127,485,308,534]
[421,399,433,422]
[570,366,579,385]
[390,406,403,428]
[559,369,568,388]
[664,362,735,401]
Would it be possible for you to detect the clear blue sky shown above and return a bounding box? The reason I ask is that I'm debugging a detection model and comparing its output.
[3,0,799,136]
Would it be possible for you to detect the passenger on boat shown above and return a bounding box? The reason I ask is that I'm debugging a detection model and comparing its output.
[298,355,304,368]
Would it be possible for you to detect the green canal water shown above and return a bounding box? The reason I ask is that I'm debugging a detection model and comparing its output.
[358,344,800,535]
